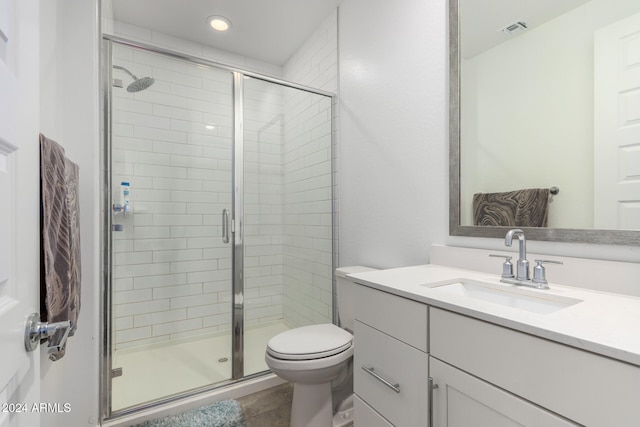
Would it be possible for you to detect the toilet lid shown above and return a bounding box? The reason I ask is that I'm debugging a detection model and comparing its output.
[267,324,353,361]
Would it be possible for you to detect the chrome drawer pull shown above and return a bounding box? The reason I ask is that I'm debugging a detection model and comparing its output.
[362,366,400,393]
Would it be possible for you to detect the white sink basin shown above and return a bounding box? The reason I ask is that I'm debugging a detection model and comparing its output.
[423,279,582,314]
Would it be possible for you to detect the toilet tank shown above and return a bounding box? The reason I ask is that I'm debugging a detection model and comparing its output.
[335,266,378,332]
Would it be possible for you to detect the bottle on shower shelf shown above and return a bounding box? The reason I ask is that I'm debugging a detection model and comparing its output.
[121,181,131,215]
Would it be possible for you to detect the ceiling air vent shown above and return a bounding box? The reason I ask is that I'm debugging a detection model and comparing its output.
[500,21,528,36]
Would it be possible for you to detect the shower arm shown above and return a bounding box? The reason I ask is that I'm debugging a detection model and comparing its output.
[113,65,138,80]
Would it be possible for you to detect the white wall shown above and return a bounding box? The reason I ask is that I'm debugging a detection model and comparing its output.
[39,0,100,426]
[338,0,448,268]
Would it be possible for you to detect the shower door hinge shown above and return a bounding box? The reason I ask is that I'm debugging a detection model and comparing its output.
[231,219,235,233]
[111,367,123,378]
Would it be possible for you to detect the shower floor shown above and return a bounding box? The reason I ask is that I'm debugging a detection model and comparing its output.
[111,321,290,411]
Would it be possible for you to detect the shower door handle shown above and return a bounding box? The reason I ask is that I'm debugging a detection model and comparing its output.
[222,209,230,243]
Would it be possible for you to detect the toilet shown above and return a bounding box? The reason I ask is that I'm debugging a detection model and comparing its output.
[265,266,377,427]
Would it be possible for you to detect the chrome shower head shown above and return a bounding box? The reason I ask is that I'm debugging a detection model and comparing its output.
[113,65,155,92]
[126,76,155,93]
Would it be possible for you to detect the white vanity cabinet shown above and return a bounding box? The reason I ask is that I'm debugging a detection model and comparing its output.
[353,284,429,426]
[352,279,640,427]
[429,357,576,426]
[430,307,640,427]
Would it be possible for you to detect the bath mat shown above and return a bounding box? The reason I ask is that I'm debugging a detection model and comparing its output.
[131,399,246,427]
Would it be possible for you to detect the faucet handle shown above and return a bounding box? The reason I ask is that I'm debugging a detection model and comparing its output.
[489,254,514,279]
[532,259,563,287]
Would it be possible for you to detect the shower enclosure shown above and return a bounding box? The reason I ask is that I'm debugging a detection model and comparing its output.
[102,38,335,417]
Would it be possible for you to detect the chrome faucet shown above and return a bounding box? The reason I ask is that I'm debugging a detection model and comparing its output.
[504,228,529,281]
[490,229,563,290]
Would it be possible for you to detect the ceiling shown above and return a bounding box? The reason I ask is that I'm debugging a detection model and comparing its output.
[111,1,591,65]
[460,0,590,58]
[111,0,340,66]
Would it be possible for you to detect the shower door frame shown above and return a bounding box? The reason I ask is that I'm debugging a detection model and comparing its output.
[100,36,337,421]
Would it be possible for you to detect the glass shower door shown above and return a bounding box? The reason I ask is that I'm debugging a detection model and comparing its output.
[109,42,235,411]
[241,77,334,376]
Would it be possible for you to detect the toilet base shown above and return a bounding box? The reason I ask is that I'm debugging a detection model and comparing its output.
[291,382,333,427]
[332,394,354,427]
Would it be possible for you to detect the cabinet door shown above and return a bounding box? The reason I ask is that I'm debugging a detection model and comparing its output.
[430,357,578,427]
[354,395,394,427]
[430,307,640,425]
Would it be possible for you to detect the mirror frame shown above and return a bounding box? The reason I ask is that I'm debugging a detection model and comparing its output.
[448,0,640,245]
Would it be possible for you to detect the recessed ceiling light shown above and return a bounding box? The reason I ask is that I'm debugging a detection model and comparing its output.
[207,15,231,32]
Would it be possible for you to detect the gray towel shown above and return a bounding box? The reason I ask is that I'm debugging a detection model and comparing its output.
[40,133,81,361]
[473,188,550,227]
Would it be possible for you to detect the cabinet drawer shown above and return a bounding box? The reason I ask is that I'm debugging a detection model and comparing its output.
[354,395,393,427]
[354,320,429,426]
[354,284,428,351]
[430,308,640,427]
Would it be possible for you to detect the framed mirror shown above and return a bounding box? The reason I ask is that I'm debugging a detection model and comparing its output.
[450,0,640,245]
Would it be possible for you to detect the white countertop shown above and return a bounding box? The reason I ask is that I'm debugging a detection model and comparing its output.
[349,264,640,367]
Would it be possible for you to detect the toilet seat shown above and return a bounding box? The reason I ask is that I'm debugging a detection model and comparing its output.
[267,324,353,361]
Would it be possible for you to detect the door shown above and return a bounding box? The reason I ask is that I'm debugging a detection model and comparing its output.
[107,42,236,412]
[430,357,577,427]
[594,13,640,229]
[0,1,41,427]
[240,76,335,377]
[105,39,336,415]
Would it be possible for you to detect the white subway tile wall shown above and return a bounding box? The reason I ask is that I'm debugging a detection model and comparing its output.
[111,10,338,350]
[282,10,338,327]
[243,78,286,329]
[281,87,333,327]
[283,10,338,93]
[112,44,235,350]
